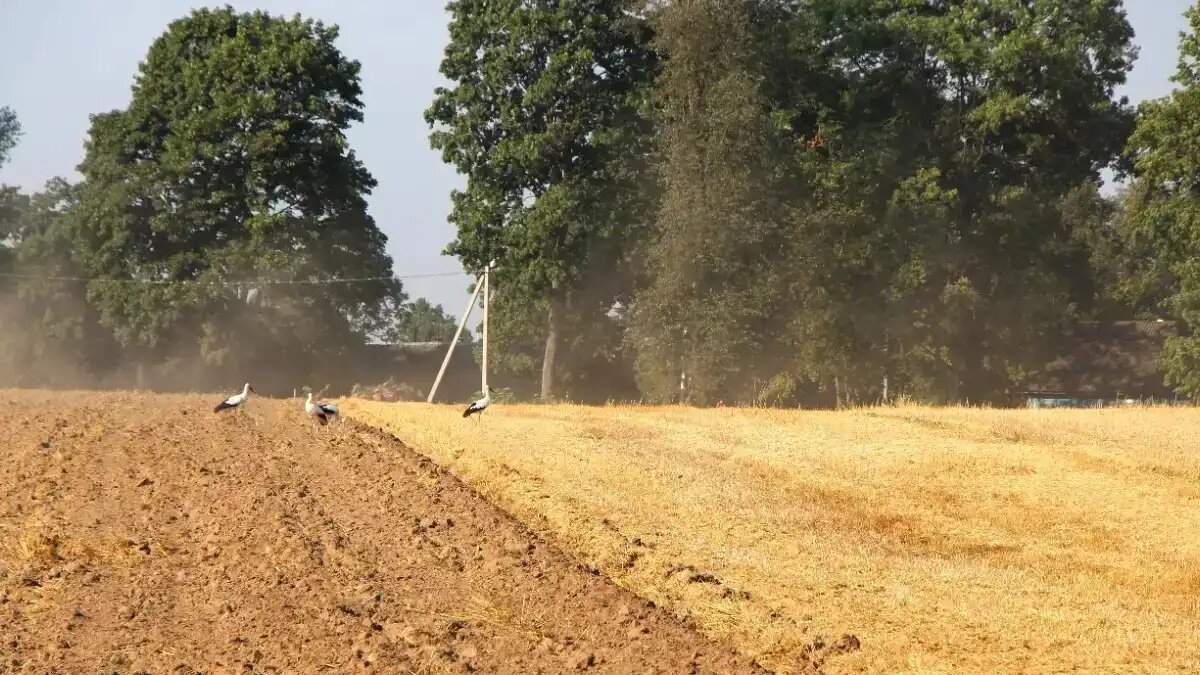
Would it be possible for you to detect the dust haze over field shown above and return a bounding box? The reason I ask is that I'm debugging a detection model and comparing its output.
[0,284,397,398]
[349,400,1200,673]
[0,290,108,390]
[0,285,213,393]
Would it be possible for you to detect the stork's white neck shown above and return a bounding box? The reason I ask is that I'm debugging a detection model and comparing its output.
[242,383,251,396]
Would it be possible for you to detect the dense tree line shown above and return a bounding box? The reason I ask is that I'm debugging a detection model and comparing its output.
[430,0,1200,406]
[6,2,1200,405]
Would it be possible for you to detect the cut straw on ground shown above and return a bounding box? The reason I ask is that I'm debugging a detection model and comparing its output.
[346,401,1200,674]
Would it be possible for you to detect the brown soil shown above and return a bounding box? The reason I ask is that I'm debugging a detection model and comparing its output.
[0,391,768,674]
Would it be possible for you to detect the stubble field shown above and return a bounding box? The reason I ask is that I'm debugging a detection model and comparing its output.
[347,400,1200,674]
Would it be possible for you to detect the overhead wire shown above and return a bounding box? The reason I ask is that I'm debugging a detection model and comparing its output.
[0,270,471,285]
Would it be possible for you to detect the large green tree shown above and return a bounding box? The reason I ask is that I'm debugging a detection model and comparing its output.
[0,186,27,271]
[628,0,787,405]
[65,7,402,388]
[1125,3,1200,397]
[762,0,1138,404]
[427,0,657,400]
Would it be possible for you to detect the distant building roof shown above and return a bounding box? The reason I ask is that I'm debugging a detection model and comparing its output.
[1020,320,1178,398]
[365,341,472,356]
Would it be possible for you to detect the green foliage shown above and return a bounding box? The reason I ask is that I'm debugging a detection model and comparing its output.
[627,0,1137,405]
[64,7,402,378]
[755,373,798,408]
[427,0,657,399]
[421,0,1145,406]
[1064,183,1173,320]
[0,106,19,169]
[770,0,1137,405]
[0,186,28,270]
[630,0,786,406]
[0,1,1168,404]
[1125,3,1200,397]
[0,107,23,272]
[396,298,470,343]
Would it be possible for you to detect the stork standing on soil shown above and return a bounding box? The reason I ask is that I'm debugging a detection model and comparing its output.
[304,392,339,427]
[463,386,495,421]
[214,383,255,414]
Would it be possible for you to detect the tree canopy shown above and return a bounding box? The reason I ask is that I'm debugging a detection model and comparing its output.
[809,0,1138,404]
[63,7,402,387]
[1126,4,1200,396]
[629,0,784,405]
[427,0,657,400]
[0,106,19,170]
[0,105,22,269]
[396,298,470,343]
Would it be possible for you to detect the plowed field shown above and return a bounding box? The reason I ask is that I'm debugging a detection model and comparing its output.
[0,391,765,674]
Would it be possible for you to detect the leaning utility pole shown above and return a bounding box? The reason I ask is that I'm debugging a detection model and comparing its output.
[427,273,484,403]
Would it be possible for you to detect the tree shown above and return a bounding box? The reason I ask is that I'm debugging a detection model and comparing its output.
[0,106,22,271]
[1062,183,1173,321]
[628,0,787,405]
[427,0,657,400]
[0,186,28,271]
[1125,3,1200,397]
[64,7,402,388]
[395,298,470,343]
[0,106,18,169]
[758,0,1138,404]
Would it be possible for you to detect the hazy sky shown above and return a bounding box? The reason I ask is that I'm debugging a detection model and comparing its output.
[0,1,1194,316]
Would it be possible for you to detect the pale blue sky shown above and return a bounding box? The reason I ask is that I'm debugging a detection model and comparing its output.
[0,1,1194,315]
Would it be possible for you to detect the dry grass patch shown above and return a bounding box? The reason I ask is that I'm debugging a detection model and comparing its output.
[346,401,1200,673]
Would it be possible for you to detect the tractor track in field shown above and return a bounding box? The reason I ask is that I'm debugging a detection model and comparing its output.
[0,391,768,674]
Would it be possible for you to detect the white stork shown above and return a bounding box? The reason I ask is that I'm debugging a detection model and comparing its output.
[463,386,496,420]
[214,383,255,414]
[304,392,339,426]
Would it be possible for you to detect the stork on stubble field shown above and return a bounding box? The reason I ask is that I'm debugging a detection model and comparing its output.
[214,383,255,415]
[463,386,496,421]
[304,392,339,428]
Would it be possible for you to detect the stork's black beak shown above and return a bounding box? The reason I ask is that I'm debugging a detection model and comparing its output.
[249,386,257,394]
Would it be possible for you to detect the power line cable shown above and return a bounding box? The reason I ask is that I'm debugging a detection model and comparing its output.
[0,270,472,285]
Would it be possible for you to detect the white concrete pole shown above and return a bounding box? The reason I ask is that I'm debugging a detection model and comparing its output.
[427,274,484,403]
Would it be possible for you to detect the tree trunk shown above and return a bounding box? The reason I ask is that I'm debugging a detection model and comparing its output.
[541,296,563,401]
